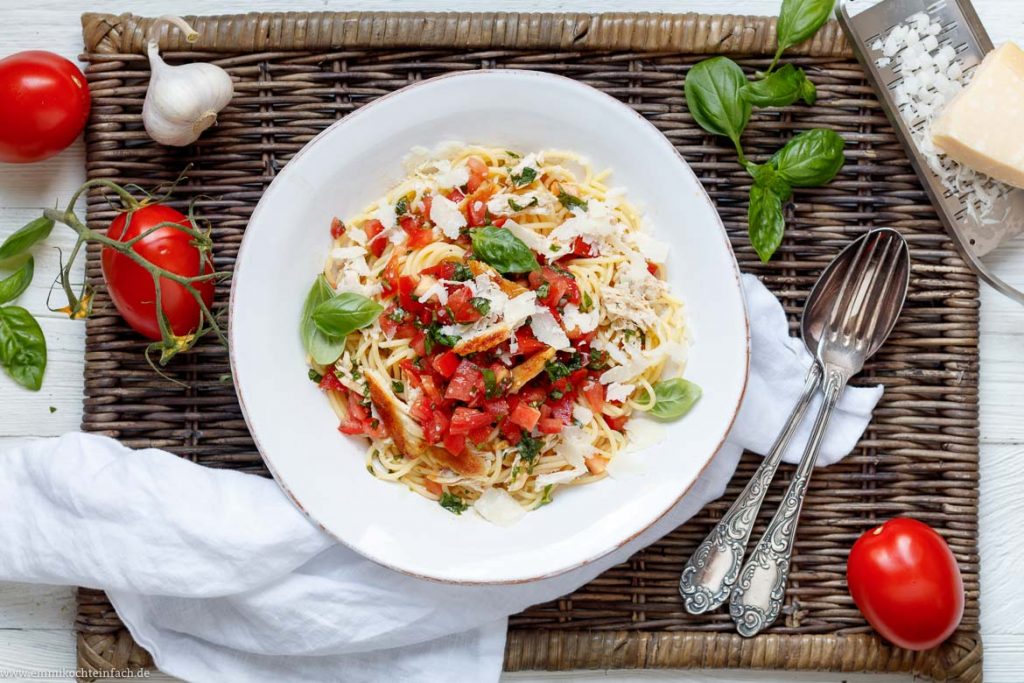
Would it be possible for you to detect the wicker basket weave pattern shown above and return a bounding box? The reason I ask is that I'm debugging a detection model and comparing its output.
[75,11,980,683]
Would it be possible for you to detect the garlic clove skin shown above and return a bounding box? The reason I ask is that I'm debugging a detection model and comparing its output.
[143,43,234,147]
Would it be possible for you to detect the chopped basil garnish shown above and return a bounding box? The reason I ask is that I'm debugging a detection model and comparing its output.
[394,196,409,216]
[587,348,608,370]
[451,262,473,282]
[391,380,404,394]
[481,367,498,399]
[308,368,323,383]
[439,492,469,515]
[580,291,593,313]
[558,191,588,211]
[510,166,538,187]
[536,281,550,299]
[470,297,491,316]
[538,484,554,507]
[518,432,543,471]
[508,196,539,212]
[387,306,407,323]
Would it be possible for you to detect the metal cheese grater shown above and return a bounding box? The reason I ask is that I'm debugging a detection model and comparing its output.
[838,0,1024,304]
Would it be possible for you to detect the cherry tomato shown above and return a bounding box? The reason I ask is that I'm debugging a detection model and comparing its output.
[101,204,215,341]
[847,517,964,651]
[0,51,90,163]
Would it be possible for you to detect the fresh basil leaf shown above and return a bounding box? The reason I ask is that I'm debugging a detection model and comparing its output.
[772,128,845,187]
[439,491,468,514]
[684,57,751,151]
[508,196,539,212]
[300,275,346,365]
[649,378,702,420]
[743,64,813,108]
[749,185,786,263]
[0,217,54,266]
[312,292,384,338]
[557,191,588,212]
[0,256,34,305]
[470,226,540,274]
[799,77,817,105]
[0,305,47,391]
[776,0,835,53]
[745,162,793,201]
[470,296,491,316]
[510,166,537,187]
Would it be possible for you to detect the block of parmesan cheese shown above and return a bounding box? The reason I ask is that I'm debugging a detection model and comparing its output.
[931,42,1024,189]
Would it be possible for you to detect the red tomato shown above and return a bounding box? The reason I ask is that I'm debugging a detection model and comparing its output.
[330,217,345,239]
[582,380,605,413]
[101,204,215,340]
[0,51,90,163]
[537,417,564,434]
[318,370,343,392]
[363,219,387,258]
[381,252,403,295]
[446,188,465,203]
[500,417,523,444]
[400,215,434,249]
[442,431,466,456]
[604,414,628,431]
[445,361,483,403]
[492,216,508,228]
[514,327,548,356]
[646,260,659,275]
[449,407,493,435]
[509,402,541,431]
[467,198,487,227]
[568,236,595,258]
[397,275,422,312]
[447,286,483,324]
[432,351,461,379]
[420,195,433,218]
[847,517,964,651]
[466,156,488,192]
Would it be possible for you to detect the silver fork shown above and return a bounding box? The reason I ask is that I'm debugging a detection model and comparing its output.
[729,229,910,637]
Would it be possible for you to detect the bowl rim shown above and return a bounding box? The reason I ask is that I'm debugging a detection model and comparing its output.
[228,68,751,585]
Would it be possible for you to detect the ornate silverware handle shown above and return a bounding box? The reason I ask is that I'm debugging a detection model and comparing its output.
[678,363,822,614]
[729,367,847,636]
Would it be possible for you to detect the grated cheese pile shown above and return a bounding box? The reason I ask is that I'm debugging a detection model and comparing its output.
[869,11,1009,222]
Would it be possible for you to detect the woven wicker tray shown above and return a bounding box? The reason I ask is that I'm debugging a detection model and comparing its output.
[75,11,981,683]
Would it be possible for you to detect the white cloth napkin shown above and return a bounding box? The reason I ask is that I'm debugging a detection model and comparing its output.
[0,274,882,683]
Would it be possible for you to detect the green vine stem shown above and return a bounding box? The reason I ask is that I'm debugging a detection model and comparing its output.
[41,179,229,367]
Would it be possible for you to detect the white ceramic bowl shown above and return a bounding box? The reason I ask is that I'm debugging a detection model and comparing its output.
[230,70,749,584]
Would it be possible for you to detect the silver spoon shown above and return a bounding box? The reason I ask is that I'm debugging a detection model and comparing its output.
[678,230,854,614]
[728,228,910,637]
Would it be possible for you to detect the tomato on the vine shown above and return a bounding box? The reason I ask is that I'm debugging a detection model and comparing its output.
[0,51,90,163]
[101,204,215,340]
[846,517,964,651]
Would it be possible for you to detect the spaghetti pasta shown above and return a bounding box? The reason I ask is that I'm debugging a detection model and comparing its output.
[307,146,692,523]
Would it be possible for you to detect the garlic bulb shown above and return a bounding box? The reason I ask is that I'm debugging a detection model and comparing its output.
[142,16,234,147]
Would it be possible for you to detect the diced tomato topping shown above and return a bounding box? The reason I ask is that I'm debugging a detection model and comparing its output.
[449,407,493,435]
[400,215,434,249]
[582,380,605,413]
[421,195,433,218]
[338,418,364,435]
[646,260,658,275]
[500,417,523,444]
[420,374,445,405]
[519,385,547,406]
[549,396,574,424]
[445,361,484,403]
[509,402,541,431]
[446,188,465,203]
[466,156,488,193]
[330,217,345,239]
[409,396,433,423]
[318,370,344,392]
[365,419,389,440]
[398,275,422,312]
[483,398,509,416]
[447,286,483,324]
[529,266,578,307]
[363,219,387,258]
[468,424,494,444]
[425,479,443,496]
[421,409,448,444]
[537,417,564,434]
[569,236,594,258]
[604,414,629,431]
[514,327,548,356]
[382,251,403,296]
[442,431,466,456]
[467,198,487,227]
[347,390,369,422]
[432,350,461,379]
[492,216,508,228]
[410,331,427,357]
[421,260,458,280]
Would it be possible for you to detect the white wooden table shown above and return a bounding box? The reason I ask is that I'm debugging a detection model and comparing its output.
[1,1,1022,681]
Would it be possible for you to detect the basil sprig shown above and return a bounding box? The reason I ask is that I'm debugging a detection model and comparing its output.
[470,226,540,274]
[681,1,841,262]
[0,257,33,305]
[312,292,384,338]
[300,276,345,365]
[648,378,702,420]
[742,64,816,108]
[0,217,54,266]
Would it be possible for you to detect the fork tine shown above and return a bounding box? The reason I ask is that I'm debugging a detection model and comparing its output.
[827,232,874,337]
[848,233,895,339]
[859,235,907,344]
